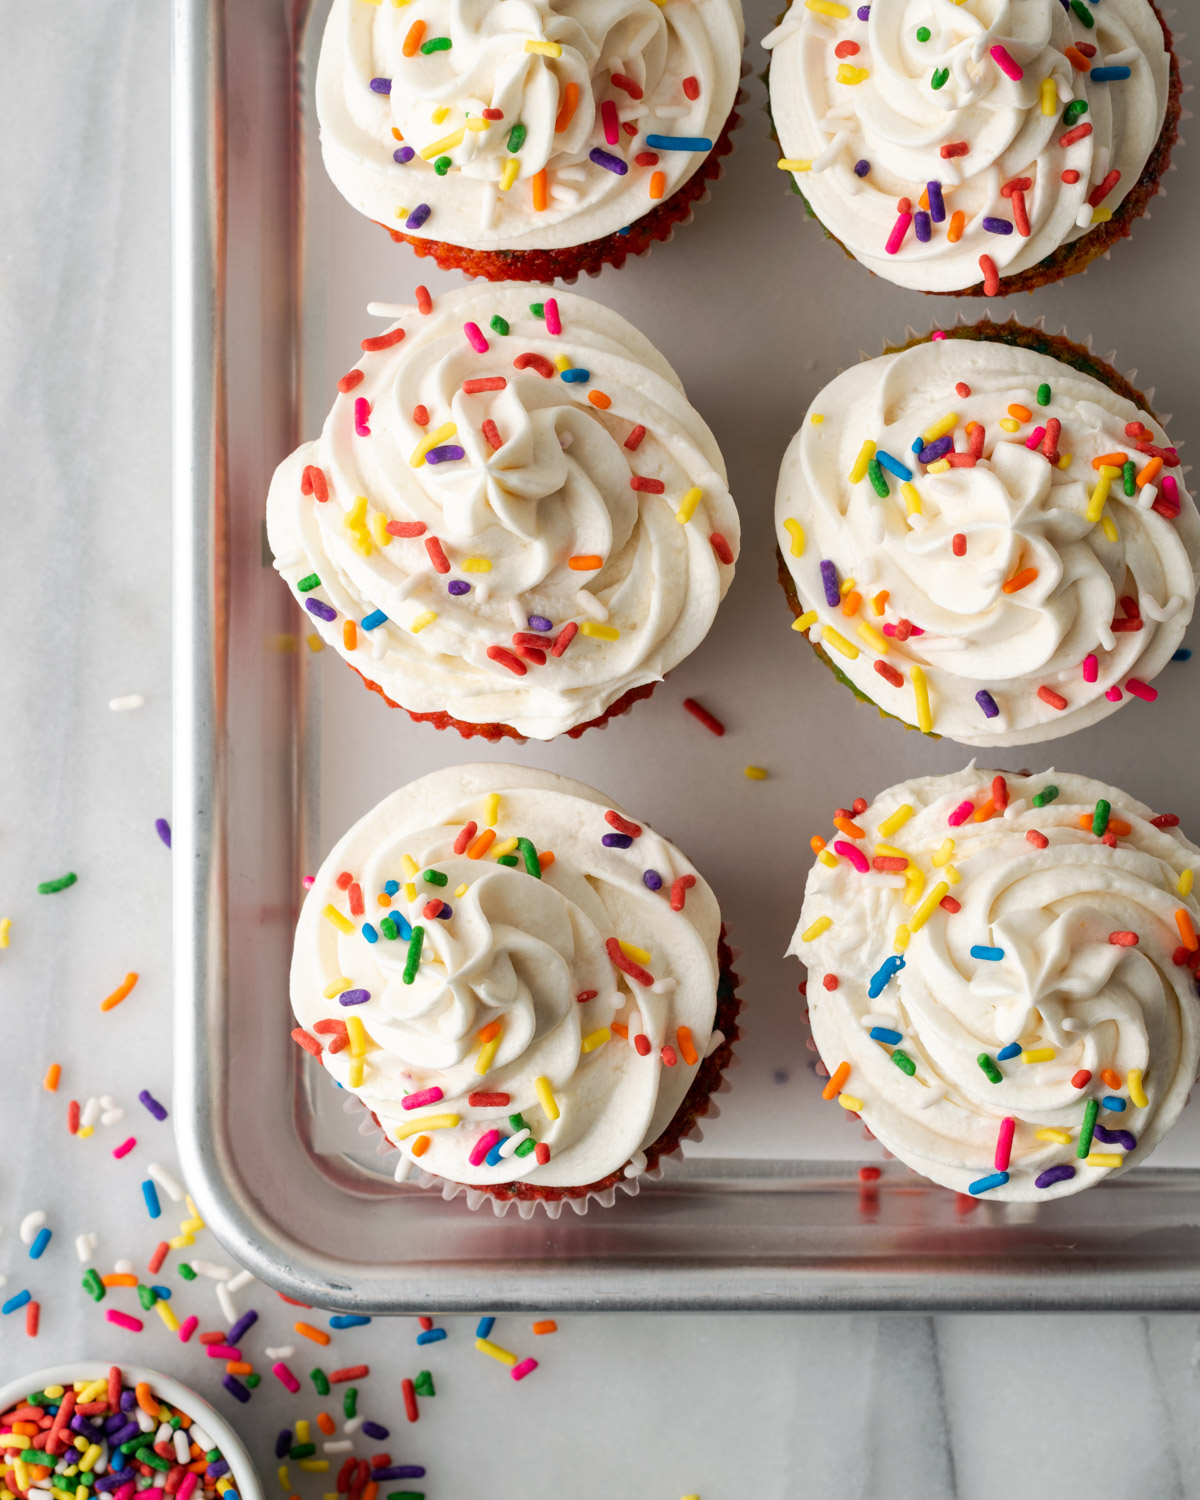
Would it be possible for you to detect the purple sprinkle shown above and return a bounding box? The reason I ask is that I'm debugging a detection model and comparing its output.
[1035,1163,1077,1189]
[406,203,432,230]
[982,216,1013,235]
[914,210,932,243]
[274,1431,292,1461]
[819,558,840,607]
[424,445,466,464]
[393,146,415,164]
[120,1390,136,1413]
[206,1461,230,1481]
[975,690,1000,719]
[927,181,945,222]
[70,1416,105,1443]
[857,4,870,16]
[138,1089,168,1121]
[448,579,471,595]
[436,904,452,919]
[155,817,172,848]
[305,598,337,622]
[602,833,633,849]
[1094,1124,1137,1151]
[589,147,628,176]
[369,77,392,94]
[918,435,954,465]
[361,1421,389,1442]
[854,159,870,177]
[339,988,371,1006]
[222,1375,250,1404]
[528,615,553,633]
[371,1470,426,1483]
[643,870,663,890]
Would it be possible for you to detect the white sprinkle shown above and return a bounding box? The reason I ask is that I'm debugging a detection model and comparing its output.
[189,1426,214,1453]
[81,1098,101,1129]
[343,1417,364,1436]
[861,1013,898,1029]
[154,1424,173,1447]
[226,1268,254,1293]
[173,1431,191,1466]
[114,1258,134,1275]
[148,1163,186,1202]
[704,1029,725,1059]
[190,1258,233,1280]
[576,589,609,621]
[19,1211,46,1245]
[498,1128,531,1159]
[216,1281,237,1325]
[393,1155,414,1183]
[100,1108,125,1127]
[651,977,677,994]
[136,1409,156,1434]
[76,1232,98,1263]
[623,1149,648,1178]
[365,302,409,319]
[913,1083,947,1110]
[323,1441,354,1455]
[109,695,145,712]
[264,1346,295,1360]
[1138,482,1159,511]
[509,600,527,630]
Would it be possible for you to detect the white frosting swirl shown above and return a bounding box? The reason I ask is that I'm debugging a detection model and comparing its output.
[267,282,738,739]
[791,767,1200,1201]
[291,764,724,1190]
[775,335,1200,746]
[766,0,1170,292]
[317,0,744,252]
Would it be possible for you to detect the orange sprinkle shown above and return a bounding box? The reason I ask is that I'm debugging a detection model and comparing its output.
[295,1322,331,1346]
[316,1414,336,1436]
[43,1063,61,1092]
[532,1320,558,1335]
[972,799,996,823]
[1176,908,1198,952]
[362,1484,378,1500]
[135,1383,158,1418]
[568,555,603,570]
[947,210,965,243]
[343,620,357,652]
[100,972,139,1013]
[1065,44,1091,71]
[649,170,665,200]
[919,187,929,210]
[841,590,862,618]
[531,168,548,212]
[539,851,555,871]
[587,391,612,410]
[477,1019,503,1044]
[377,892,391,907]
[391,128,404,142]
[102,1274,139,1288]
[1002,567,1038,594]
[1137,456,1164,488]
[1092,452,1128,470]
[411,1134,431,1157]
[810,835,827,854]
[872,589,889,616]
[225,1362,253,1377]
[1007,404,1032,422]
[677,1026,698,1065]
[1100,1069,1122,1091]
[822,1061,851,1101]
[610,1022,629,1039]
[1077,813,1131,836]
[554,81,579,134]
[402,20,426,57]
[833,816,865,839]
[468,828,497,860]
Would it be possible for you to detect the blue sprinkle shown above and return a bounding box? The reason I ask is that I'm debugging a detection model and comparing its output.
[1090,66,1132,82]
[1102,1095,1127,1112]
[589,148,628,175]
[602,833,633,849]
[854,159,870,177]
[416,1328,447,1345]
[976,689,1000,719]
[393,146,415,165]
[476,1317,495,1338]
[982,217,1014,235]
[406,203,432,230]
[425,445,466,464]
[370,77,392,95]
[869,1027,903,1045]
[305,598,337,622]
[996,1042,1022,1061]
[528,615,553,633]
[968,1171,1010,1195]
[330,1314,372,1329]
[645,134,713,152]
[560,368,590,383]
[485,1139,508,1166]
[970,945,1005,961]
[911,438,923,454]
[384,880,400,896]
[2,1290,31,1314]
[868,954,905,999]
[29,1227,51,1259]
[875,451,913,482]
[643,870,662,890]
[139,1089,169,1121]
[362,923,379,944]
[448,580,471,595]
[155,818,172,849]
[361,609,388,630]
[142,1181,162,1220]
[396,915,413,940]
[1173,648,1192,661]
[339,989,371,1006]
[152,1285,171,1300]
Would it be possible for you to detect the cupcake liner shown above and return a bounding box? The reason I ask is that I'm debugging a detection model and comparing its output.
[376,92,744,284]
[765,2,1186,299]
[340,926,742,1220]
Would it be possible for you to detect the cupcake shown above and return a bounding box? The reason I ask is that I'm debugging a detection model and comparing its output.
[775,322,1200,746]
[267,282,739,741]
[289,764,740,1214]
[791,767,1200,1202]
[765,0,1181,297]
[315,0,744,281]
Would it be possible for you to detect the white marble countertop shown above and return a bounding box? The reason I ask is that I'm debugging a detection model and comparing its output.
[4,3,1200,1497]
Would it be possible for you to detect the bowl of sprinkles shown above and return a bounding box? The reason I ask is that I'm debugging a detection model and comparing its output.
[765,0,1182,297]
[0,1365,263,1500]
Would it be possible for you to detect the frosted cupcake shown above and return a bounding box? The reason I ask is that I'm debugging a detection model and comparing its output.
[765,0,1181,296]
[775,322,1200,747]
[792,767,1200,1202]
[316,0,744,281]
[290,765,740,1213]
[267,282,739,741]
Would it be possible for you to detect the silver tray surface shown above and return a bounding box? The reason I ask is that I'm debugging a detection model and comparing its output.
[173,0,1200,1311]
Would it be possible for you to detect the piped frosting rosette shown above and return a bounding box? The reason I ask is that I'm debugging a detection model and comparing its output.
[765,0,1173,293]
[317,0,744,251]
[267,283,738,740]
[791,767,1200,1202]
[291,765,734,1203]
[775,329,1200,746]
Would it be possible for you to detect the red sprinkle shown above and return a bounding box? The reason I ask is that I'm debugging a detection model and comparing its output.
[337,369,365,394]
[422,900,445,920]
[710,532,734,565]
[1151,814,1180,829]
[68,1099,80,1134]
[979,254,1000,297]
[534,1143,551,1165]
[873,856,908,872]
[1011,188,1030,237]
[336,871,353,890]
[1059,123,1093,148]
[513,351,555,378]
[302,465,329,502]
[992,775,1008,812]
[1061,168,1081,184]
[633,1034,651,1056]
[487,646,527,675]
[873,660,904,689]
[402,1379,418,1424]
[630,475,665,493]
[415,285,433,315]
[859,1166,881,1182]
[1037,686,1068,711]
[1108,931,1139,946]
[682,74,700,97]
[148,1242,169,1274]
[361,328,406,352]
[822,974,839,991]
[606,810,642,838]
[412,404,429,427]
[1088,169,1121,208]
[453,821,478,855]
[955,382,971,398]
[939,896,961,914]
[425,537,451,574]
[624,424,647,450]
[952,533,966,556]
[682,698,724,736]
[292,1028,322,1057]
[633,152,659,168]
[328,1365,370,1383]
[670,874,696,912]
[468,1092,511,1107]
[26,1300,39,1338]
[610,72,643,99]
[1071,1070,1092,1090]
[482,419,504,452]
[347,882,364,918]
[551,621,578,657]
[462,376,506,394]
[606,936,653,987]
[576,990,598,1004]
[940,141,969,158]
[661,1045,678,1067]
[1026,830,1049,848]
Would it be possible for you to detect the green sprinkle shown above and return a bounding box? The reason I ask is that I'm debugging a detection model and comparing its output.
[516,838,542,879]
[289,1445,316,1461]
[1036,383,1051,406]
[1032,785,1059,808]
[27,1394,49,1407]
[529,302,545,318]
[119,1436,154,1456]
[867,458,890,499]
[422,869,448,887]
[514,1138,537,1157]
[413,1370,435,1397]
[1069,0,1094,27]
[1123,460,1136,497]
[139,1451,170,1474]
[433,155,452,176]
[977,1053,1003,1085]
[489,315,509,336]
[137,1284,158,1310]
[204,1450,220,1463]
[177,1262,197,1281]
[379,915,399,940]
[311,1368,330,1396]
[508,1113,528,1132]
[169,1418,183,1431]
[420,35,452,52]
[931,67,949,90]
[507,122,526,154]
[343,1388,358,1419]
[916,25,930,41]
[245,1374,261,1389]
[403,926,424,985]
[386,1493,425,1500]
[1077,1097,1099,1158]
[297,573,321,592]
[1093,799,1111,836]
[82,1268,105,1301]
[1063,99,1088,126]
[38,872,77,894]
[496,854,519,867]
[890,1048,917,1076]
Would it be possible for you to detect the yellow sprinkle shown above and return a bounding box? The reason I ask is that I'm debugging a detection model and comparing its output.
[1179,869,1194,897]
[806,0,849,13]
[410,610,437,633]
[793,610,818,632]
[411,422,457,468]
[1036,1128,1073,1145]
[306,632,324,652]
[857,621,888,654]
[874,844,906,860]
[454,883,468,898]
[581,1028,611,1053]
[462,558,492,572]
[394,1112,460,1141]
[1127,1069,1148,1108]
[298,1462,330,1474]
[419,127,464,160]
[878,804,914,837]
[475,1037,500,1076]
[821,626,859,660]
[1086,472,1112,523]
[180,1217,205,1233]
[817,850,838,868]
[295,1422,310,1444]
[838,1094,864,1110]
[323,904,354,935]
[535,1075,560,1121]
[277,1470,289,1493]
[1021,1048,1055,1064]
[500,158,520,192]
[903,867,925,906]
[346,1015,373,1057]
[475,1337,519,1366]
[0,917,10,948]
[893,924,910,953]
[465,116,489,131]
[43,1387,65,1399]
[370,511,391,547]
[430,106,448,124]
[78,1381,108,1404]
[811,413,825,424]
[402,854,419,878]
[922,412,958,444]
[676,487,702,525]
[155,1299,180,1333]
[1040,76,1058,114]
[838,577,856,596]
[581,621,620,640]
[346,494,368,529]
[909,881,949,934]
[167,1234,194,1249]
[78,1124,94,1138]
[1101,514,1119,543]
[999,418,1020,434]
[931,838,955,868]
[910,665,932,733]
[744,765,768,780]
[901,481,922,516]
[944,864,961,885]
[524,38,562,55]
[323,978,352,999]
[1084,1153,1123,1169]
[849,439,876,483]
[801,915,832,942]
[553,354,571,373]
[484,792,500,827]
[492,836,519,859]
[1091,206,1113,225]
[778,158,812,171]
[836,63,869,84]
[926,459,951,474]
[620,940,652,965]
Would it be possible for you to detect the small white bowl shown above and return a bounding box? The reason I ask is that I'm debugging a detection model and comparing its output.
[0,1362,263,1500]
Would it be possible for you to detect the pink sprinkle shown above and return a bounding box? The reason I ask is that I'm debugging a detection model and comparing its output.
[931,331,946,341]
[1106,685,1123,702]
[994,1115,1015,1171]
[1161,474,1180,513]
[1025,426,1046,451]
[113,1483,138,1500]
[511,1358,538,1381]
[273,1362,301,1393]
[990,44,1023,80]
[832,840,870,873]
[354,397,371,437]
[177,1476,198,1500]
[469,1129,501,1167]
[206,1344,239,1360]
[106,1309,144,1332]
[947,800,974,827]
[1126,678,1158,702]
[402,1087,445,1110]
[463,321,489,354]
[112,1137,136,1159]
[601,99,619,145]
[545,297,561,336]
[178,1315,198,1343]
[1083,653,1099,683]
[885,212,913,255]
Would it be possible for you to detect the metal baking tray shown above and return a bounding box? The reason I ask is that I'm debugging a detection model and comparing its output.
[172,0,1200,1310]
